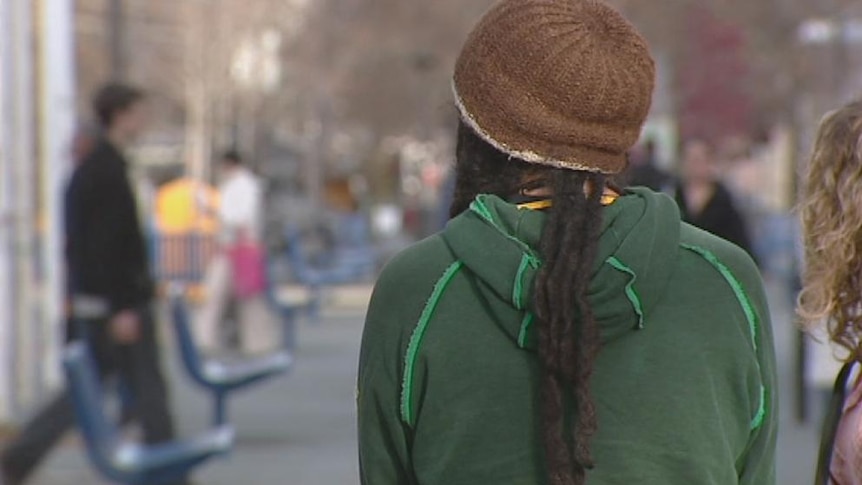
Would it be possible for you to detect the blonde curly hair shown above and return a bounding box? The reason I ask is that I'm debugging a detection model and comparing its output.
[798,100,862,361]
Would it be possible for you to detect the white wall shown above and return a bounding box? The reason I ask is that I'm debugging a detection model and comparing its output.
[38,0,76,389]
[0,0,19,423]
[0,0,39,422]
[0,0,75,423]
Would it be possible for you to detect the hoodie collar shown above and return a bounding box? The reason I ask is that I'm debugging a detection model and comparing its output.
[441,188,681,349]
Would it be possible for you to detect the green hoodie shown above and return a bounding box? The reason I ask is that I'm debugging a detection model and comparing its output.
[358,188,777,485]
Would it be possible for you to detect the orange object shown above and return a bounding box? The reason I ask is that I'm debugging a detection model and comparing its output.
[155,178,220,234]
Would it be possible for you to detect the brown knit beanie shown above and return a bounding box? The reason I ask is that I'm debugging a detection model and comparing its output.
[454,0,656,174]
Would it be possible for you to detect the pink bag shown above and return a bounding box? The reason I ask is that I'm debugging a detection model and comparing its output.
[227,240,266,299]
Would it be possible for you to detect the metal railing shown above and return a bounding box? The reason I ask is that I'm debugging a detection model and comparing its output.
[150,232,219,285]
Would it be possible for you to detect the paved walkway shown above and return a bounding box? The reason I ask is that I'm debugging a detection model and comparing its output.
[20,279,822,484]
[771,277,823,485]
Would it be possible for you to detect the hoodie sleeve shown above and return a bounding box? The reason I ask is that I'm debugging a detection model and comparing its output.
[737,261,779,485]
[357,361,412,484]
[357,234,459,485]
[677,229,778,485]
[358,239,453,485]
[357,281,413,485]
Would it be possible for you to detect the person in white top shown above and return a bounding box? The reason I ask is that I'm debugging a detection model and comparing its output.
[218,152,263,245]
[197,150,279,355]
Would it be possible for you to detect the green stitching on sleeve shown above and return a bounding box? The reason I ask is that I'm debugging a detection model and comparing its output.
[512,253,540,311]
[400,261,464,428]
[751,385,767,431]
[681,245,758,351]
[605,256,645,329]
[681,244,766,431]
[517,312,535,349]
[513,255,531,311]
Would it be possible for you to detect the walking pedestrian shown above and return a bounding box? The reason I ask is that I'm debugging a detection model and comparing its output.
[621,138,671,192]
[1,83,189,485]
[674,138,756,258]
[798,100,862,484]
[196,150,279,356]
[357,1,778,484]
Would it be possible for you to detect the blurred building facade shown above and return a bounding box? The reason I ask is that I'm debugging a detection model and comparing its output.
[75,0,185,132]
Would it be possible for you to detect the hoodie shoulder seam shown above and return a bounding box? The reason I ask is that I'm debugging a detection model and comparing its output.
[605,256,645,329]
[681,243,766,431]
[400,261,464,428]
[513,253,541,311]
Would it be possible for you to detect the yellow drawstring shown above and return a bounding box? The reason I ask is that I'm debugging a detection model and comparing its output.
[517,192,619,210]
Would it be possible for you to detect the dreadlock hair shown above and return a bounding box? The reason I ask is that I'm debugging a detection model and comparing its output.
[451,121,606,485]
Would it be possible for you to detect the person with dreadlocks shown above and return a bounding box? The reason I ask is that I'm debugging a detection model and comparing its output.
[357,1,778,484]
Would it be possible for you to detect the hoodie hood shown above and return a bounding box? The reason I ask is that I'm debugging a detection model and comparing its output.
[441,187,681,349]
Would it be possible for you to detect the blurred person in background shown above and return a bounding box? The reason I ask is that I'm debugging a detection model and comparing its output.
[323,178,367,249]
[674,138,756,258]
[722,143,765,251]
[621,138,671,192]
[357,1,777,484]
[1,83,189,485]
[321,179,375,277]
[437,169,457,230]
[196,150,279,356]
[722,137,764,209]
[798,100,862,485]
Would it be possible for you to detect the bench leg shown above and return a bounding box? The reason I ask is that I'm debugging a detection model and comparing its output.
[308,285,322,325]
[283,309,298,353]
[215,392,228,426]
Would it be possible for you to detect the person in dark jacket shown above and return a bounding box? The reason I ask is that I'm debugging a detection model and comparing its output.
[674,138,756,258]
[1,84,187,485]
[64,122,100,342]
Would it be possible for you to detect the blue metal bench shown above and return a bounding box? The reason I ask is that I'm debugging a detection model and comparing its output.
[63,342,233,485]
[284,224,375,286]
[282,224,375,323]
[266,283,313,353]
[170,297,293,425]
